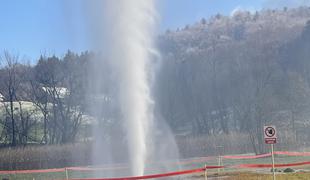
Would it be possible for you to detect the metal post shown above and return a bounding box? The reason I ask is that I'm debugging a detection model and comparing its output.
[271,144,276,180]
[204,164,208,180]
[220,155,222,166]
[65,168,69,180]
[216,145,224,174]
[218,155,221,173]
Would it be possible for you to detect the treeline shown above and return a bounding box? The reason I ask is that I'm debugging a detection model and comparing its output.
[0,7,310,154]
[156,7,310,153]
[0,51,92,146]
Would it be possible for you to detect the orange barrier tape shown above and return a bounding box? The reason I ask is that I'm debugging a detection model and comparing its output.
[274,151,310,156]
[66,151,310,173]
[233,161,310,168]
[222,151,310,159]
[0,151,308,175]
[67,157,216,172]
[68,161,310,180]
[70,166,223,180]
[222,153,271,159]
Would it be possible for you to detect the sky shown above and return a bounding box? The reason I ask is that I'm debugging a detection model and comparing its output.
[0,0,309,61]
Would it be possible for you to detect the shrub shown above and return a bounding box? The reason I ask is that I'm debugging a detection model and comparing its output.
[283,168,295,173]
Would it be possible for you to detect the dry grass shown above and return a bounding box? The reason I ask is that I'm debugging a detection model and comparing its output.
[193,171,310,179]
[176,133,255,158]
[224,172,310,180]
[0,143,91,170]
[176,133,308,158]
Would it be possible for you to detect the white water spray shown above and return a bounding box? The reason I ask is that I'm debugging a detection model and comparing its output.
[86,0,179,177]
[103,0,157,176]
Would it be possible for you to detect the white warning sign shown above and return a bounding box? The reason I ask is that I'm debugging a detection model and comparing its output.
[264,126,277,144]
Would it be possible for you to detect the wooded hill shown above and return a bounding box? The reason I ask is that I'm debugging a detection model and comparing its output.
[156,6,310,153]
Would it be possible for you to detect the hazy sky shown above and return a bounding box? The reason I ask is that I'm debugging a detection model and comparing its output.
[0,0,309,60]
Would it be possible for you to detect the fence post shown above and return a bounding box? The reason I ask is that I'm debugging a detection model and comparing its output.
[65,168,69,180]
[204,164,208,180]
[216,145,224,174]
[218,155,221,173]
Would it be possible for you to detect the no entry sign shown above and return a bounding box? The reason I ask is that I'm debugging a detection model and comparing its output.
[264,125,277,180]
[264,126,277,144]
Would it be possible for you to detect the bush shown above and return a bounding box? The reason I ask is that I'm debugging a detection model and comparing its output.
[283,168,295,173]
[270,168,282,172]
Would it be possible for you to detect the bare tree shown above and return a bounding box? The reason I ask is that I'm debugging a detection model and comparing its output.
[0,51,21,146]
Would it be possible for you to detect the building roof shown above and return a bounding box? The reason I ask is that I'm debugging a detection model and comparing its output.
[0,93,4,101]
[42,87,70,98]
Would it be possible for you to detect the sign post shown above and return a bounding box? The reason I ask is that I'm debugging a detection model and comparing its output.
[264,125,277,180]
[271,144,275,180]
[215,145,224,174]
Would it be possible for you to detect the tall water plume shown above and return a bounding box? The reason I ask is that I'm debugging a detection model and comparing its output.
[110,0,156,175]
[89,0,156,176]
[85,0,179,177]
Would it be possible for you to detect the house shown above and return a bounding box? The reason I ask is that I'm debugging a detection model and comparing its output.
[42,87,70,99]
[0,93,4,102]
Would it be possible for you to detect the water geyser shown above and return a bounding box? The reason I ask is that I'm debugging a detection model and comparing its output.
[87,0,180,177]
[91,0,158,176]
[113,0,157,175]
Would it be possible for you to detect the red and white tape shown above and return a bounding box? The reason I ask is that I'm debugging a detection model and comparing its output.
[233,161,310,168]
[71,166,222,180]
[0,150,309,179]
[222,151,310,159]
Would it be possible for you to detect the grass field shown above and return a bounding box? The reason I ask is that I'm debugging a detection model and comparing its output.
[193,171,310,179]
[0,152,309,179]
[1,170,310,180]
[180,154,310,170]
[0,146,310,180]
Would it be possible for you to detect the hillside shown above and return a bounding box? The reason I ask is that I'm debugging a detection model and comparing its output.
[0,7,310,154]
[155,7,310,153]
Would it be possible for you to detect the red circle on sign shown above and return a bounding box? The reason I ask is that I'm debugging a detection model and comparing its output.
[265,127,275,137]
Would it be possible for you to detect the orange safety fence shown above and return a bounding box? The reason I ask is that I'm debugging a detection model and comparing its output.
[222,153,271,159]
[274,151,310,156]
[222,151,310,159]
[68,161,310,180]
[233,160,310,168]
[71,166,222,180]
[0,151,309,179]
